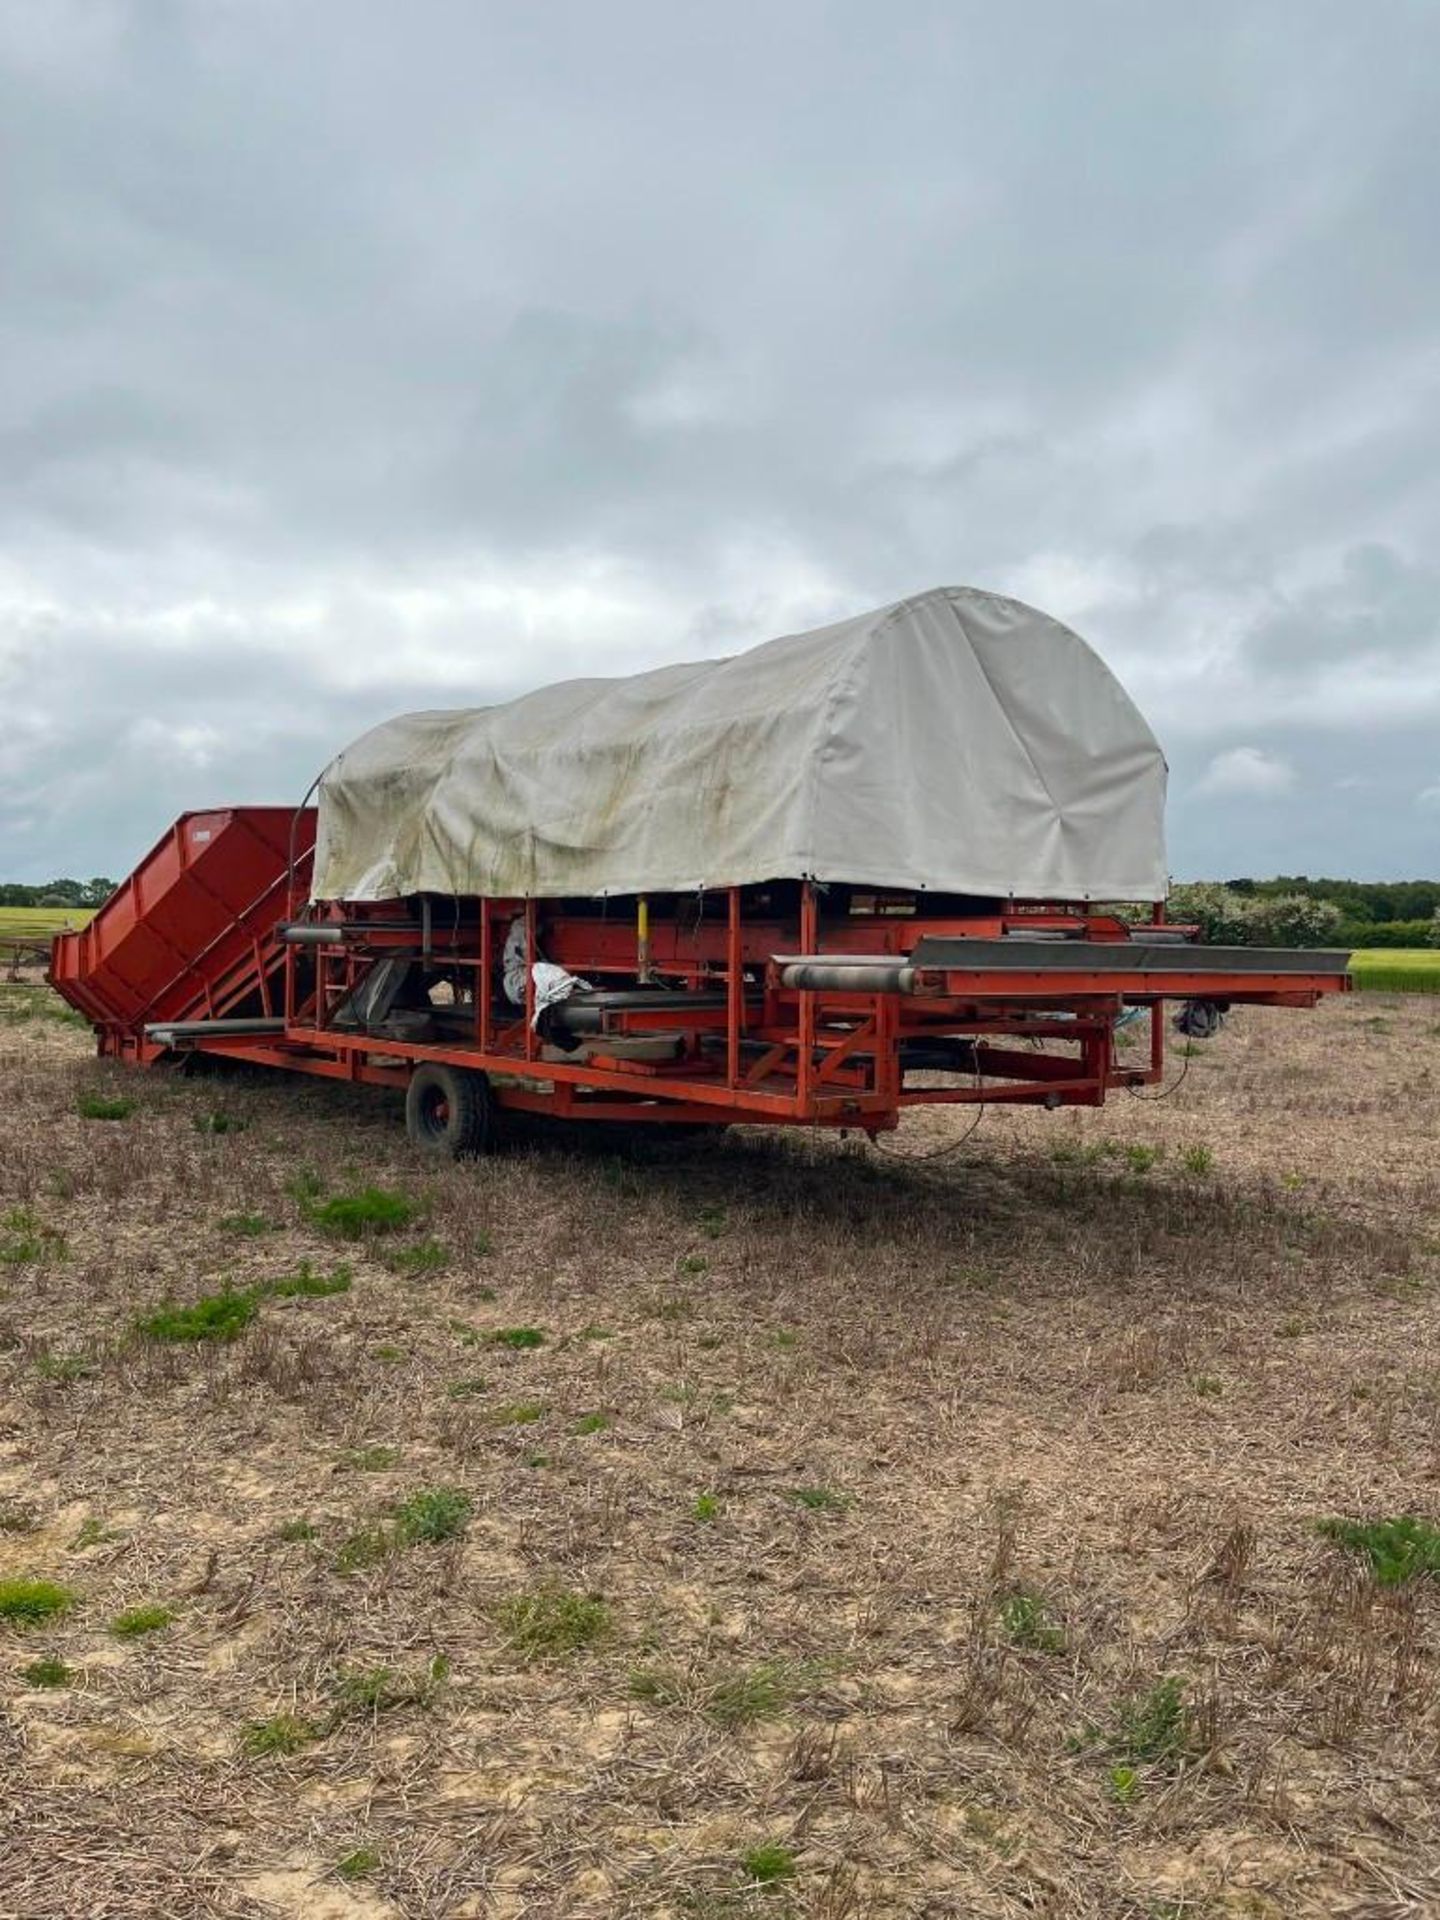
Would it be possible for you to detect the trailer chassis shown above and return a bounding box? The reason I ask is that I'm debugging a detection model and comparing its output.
[145,879,1346,1149]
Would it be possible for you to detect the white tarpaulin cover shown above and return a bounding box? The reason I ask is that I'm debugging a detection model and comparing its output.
[312,585,1169,904]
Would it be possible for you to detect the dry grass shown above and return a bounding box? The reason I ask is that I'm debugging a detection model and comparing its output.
[1,972,1438,1918]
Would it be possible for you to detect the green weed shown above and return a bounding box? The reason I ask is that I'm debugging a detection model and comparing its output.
[136,1289,258,1343]
[110,1603,174,1638]
[21,1656,73,1687]
[1107,1764,1141,1805]
[278,1518,317,1543]
[385,1238,447,1277]
[194,1112,247,1135]
[740,1843,797,1885]
[704,1661,805,1727]
[336,1848,382,1880]
[77,1094,134,1121]
[692,1494,721,1523]
[330,1655,449,1720]
[998,1589,1066,1653]
[493,1402,544,1425]
[785,1486,849,1514]
[572,1411,609,1434]
[1318,1516,1440,1587]
[1181,1145,1214,1175]
[242,1712,317,1757]
[496,1586,610,1658]
[629,1666,687,1707]
[0,1579,73,1624]
[265,1262,352,1299]
[311,1188,418,1240]
[0,1207,65,1265]
[1113,1676,1190,1764]
[219,1212,271,1237]
[68,1517,116,1551]
[446,1378,489,1399]
[69,1520,122,1551]
[489,1325,545,1349]
[335,1526,392,1573]
[35,1349,96,1382]
[393,1486,472,1545]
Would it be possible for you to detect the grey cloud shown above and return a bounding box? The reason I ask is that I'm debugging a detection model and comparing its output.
[2,0,1438,883]
[1245,545,1440,667]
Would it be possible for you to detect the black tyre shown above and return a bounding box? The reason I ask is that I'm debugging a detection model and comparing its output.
[1174,998,1225,1040]
[405,1064,496,1158]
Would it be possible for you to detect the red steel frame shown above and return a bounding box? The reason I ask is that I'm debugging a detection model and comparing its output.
[200,900,1345,1135]
[53,809,1349,1133]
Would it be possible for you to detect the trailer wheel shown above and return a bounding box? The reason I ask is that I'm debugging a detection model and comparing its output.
[405,1064,496,1158]
[1174,998,1226,1040]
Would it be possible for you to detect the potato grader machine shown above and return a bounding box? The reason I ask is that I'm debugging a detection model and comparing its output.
[51,587,1348,1154]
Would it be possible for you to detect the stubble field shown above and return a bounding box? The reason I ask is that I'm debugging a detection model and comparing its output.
[1,975,1437,1920]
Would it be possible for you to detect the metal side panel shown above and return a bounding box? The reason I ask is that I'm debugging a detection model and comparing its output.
[52,807,315,1037]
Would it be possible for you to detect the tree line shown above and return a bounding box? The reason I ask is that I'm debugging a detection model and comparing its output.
[0,878,118,909]
[4,873,1438,947]
[1223,875,1440,925]
[1166,879,1440,949]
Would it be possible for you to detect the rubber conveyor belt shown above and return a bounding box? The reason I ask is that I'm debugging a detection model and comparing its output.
[909,938,1352,977]
[772,939,1350,994]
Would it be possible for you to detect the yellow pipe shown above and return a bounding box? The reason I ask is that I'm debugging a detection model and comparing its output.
[637,896,651,983]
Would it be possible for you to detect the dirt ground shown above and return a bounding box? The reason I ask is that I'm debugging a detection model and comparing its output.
[1,978,1437,1920]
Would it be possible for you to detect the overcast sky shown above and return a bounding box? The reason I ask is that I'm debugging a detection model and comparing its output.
[3,2,1437,885]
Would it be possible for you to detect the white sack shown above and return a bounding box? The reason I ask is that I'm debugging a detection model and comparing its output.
[501,915,590,1027]
[312,586,1168,904]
